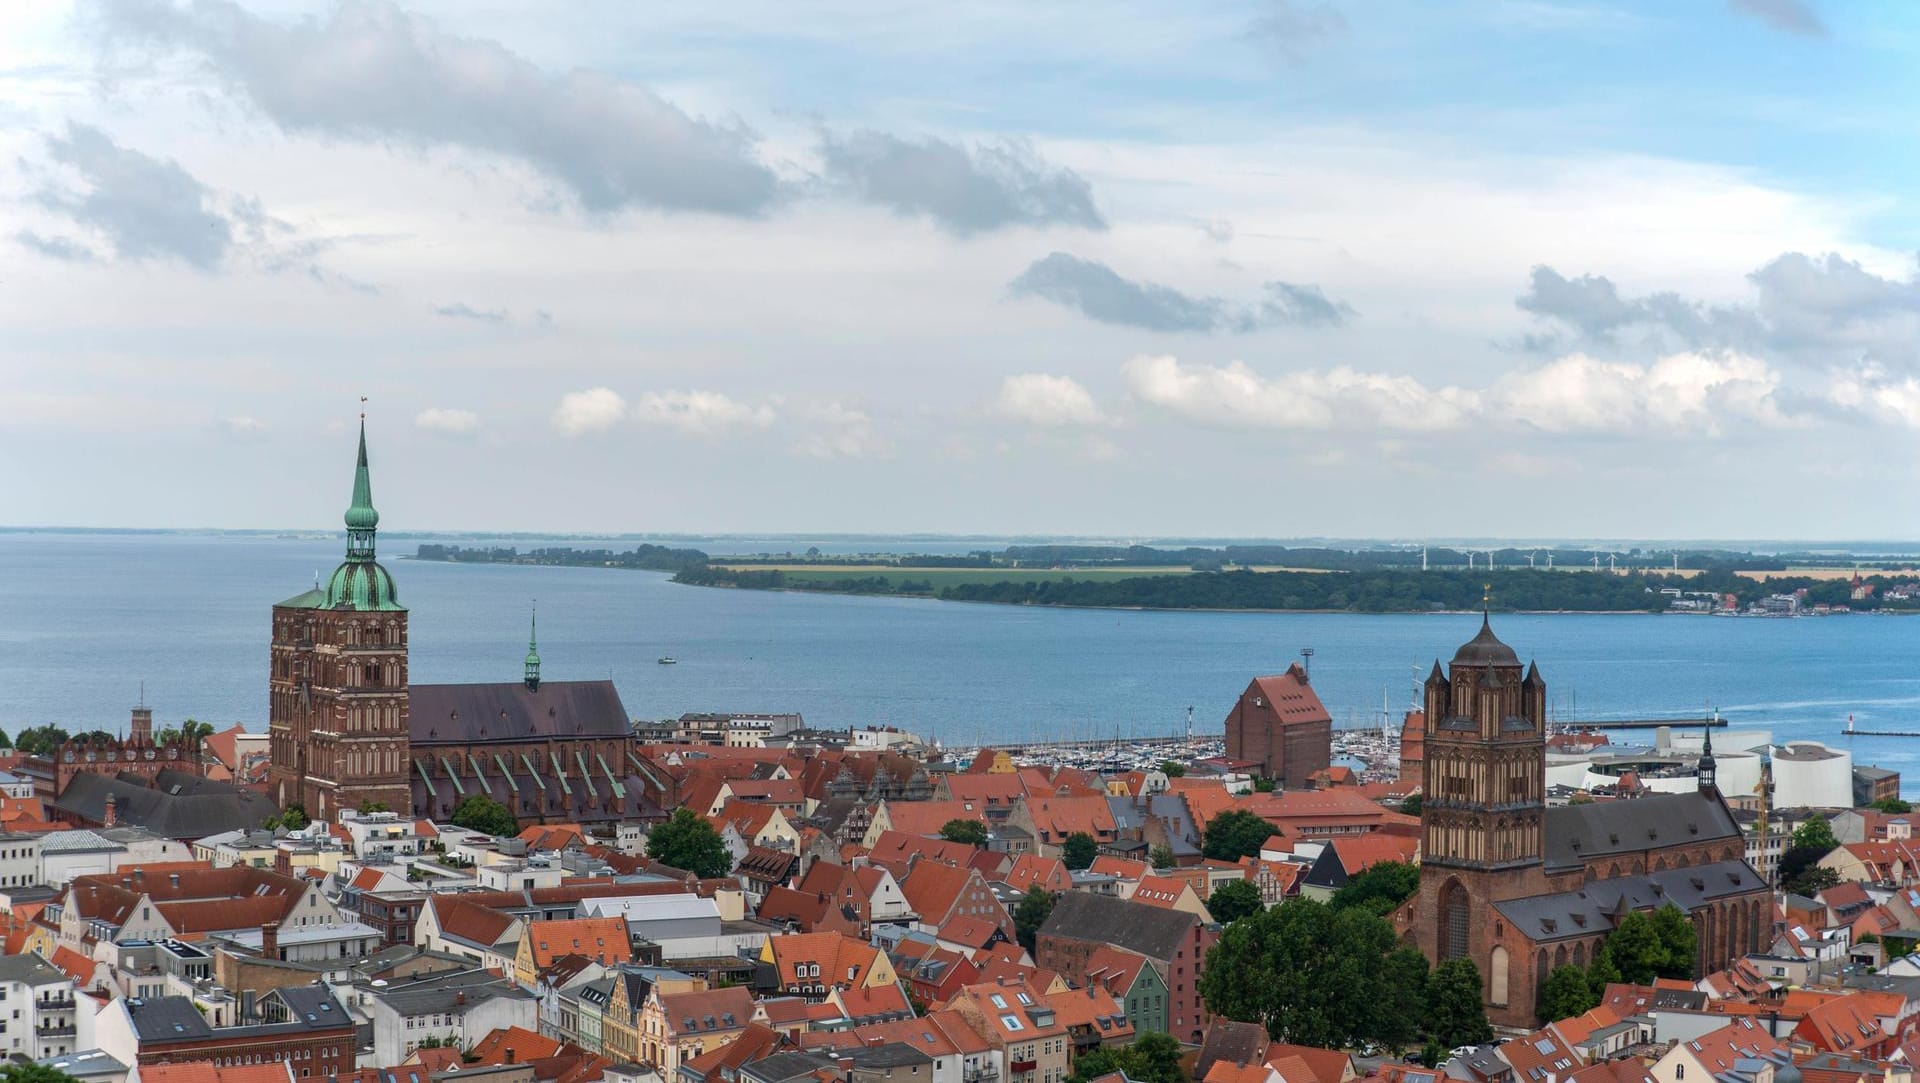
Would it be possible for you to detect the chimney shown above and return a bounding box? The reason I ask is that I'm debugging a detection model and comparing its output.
[103,794,118,828]
[506,1049,517,1065]
[130,706,152,744]
[456,991,467,1006]
[261,922,280,961]
[241,990,256,1024]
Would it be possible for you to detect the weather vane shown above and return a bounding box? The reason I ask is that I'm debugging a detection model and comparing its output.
[1483,582,1492,611]
[360,394,368,420]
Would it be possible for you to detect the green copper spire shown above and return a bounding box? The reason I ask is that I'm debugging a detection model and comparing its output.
[524,603,542,691]
[315,409,402,612]
[344,416,380,557]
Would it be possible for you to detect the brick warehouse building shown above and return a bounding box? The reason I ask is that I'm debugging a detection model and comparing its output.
[1223,664,1331,790]
[269,420,653,826]
[1396,615,1772,1027]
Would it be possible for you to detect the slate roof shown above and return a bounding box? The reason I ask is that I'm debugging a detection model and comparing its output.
[1040,889,1199,961]
[410,680,630,745]
[1544,791,1741,870]
[1493,859,1764,943]
[129,996,216,1042]
[53,772,277,841]
[0,952,65,985]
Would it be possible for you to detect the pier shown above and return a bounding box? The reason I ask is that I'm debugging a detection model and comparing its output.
[1577,717,1725,730]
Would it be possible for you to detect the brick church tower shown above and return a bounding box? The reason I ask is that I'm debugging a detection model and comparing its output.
[267,418,412,821]
[1408,613,1549,1004]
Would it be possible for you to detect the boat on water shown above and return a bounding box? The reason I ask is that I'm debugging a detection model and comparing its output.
[657,656,677,665]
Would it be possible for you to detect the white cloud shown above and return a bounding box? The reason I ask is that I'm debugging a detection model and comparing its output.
[1123,351,1793,437]
[1493,351,1789,434]
[414,407,480,434]
[552,388,627,435]
[992,373,1109,428]
[633,390,776,437]
[1122,355,1478,432]
[223,414,266,435]
[793,400,888,458]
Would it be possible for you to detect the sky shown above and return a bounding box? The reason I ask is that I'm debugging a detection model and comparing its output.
[5,0,1920,540]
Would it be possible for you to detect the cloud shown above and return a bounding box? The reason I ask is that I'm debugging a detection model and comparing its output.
[30,121,232,269]
[1245,0,1349,64]
[552,388,627,435]
[91,0,780,216]
[816,130,1103,235]
[1124,355,1478,432]
[223,415,267,438]
[791,400,887,458]
[14,231,99,263]
[992,373,1110,428]
[1492,352,1791,434]
[1729,0,1827,37]
[1010,252,1355,334]
[433,302,507,324]
[414,407,480,434]
[1123,352,1793,436]
[1519,255,1920,368]
[632,390,776,437]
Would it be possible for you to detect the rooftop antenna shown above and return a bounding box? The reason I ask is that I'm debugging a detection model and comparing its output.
[1300,647,1315,680]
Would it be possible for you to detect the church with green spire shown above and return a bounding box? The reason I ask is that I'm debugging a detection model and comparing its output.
[267,417,644,827]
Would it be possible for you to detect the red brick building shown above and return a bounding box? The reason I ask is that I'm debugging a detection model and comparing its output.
[1036,890,1217,1043]
[1223,665,1331,790]
[20,706,200,802]
[126,988,355,1077]
[1398,616,1771,1027]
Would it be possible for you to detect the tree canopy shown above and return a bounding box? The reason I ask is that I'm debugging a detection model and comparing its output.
[1331,861,1421,915]
[940,819,989,847]
[1067,1032,1184,1083]
[1200,896,1434,1051]
[13,725,68,755]
[1159,761,1187,779]
[1426,959,1494,1049]
[1,1064,88,1083]
[451,793,520,839]
[1792,817,1838,853]
[263,804,308,831]
[646,808,732,878]
[1014,886,1056,953]
[1207,880,1264,924]
[1539,965,1600,1022]
[1149,845,1176,870]
[1061,832,1098,870]
[1873,797,1914,815]
[1203,809,1277,861]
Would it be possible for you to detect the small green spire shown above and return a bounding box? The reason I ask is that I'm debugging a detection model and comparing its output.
[524,602,542,691]
[343,404,381,564]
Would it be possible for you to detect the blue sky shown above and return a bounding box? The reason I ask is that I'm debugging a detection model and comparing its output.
[5,0,1920,539]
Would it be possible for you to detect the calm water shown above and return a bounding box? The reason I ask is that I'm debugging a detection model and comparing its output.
[2,532,1918,790]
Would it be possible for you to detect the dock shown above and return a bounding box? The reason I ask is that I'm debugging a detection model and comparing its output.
[1578,717,1725,730]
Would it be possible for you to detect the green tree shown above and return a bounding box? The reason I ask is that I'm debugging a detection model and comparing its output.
[0,728,12,749]
[940,819,989,847]
[1425,959,1493,1049]
[1067,1032,1184,1083]
[264,804,308,831]
[1203,809,1276,861]
[1585,943,1622,996]
[1252,778,1276,793]
[1149,845,1176,870]
[358,800,390,814]
[1792,817,1838,853]
[1014,886,1056,953]
[1598,911,1666,984]
[1061,832,1098,871]
[1376,946,1430,1053]
[1872,797,1913,815]
[1539,965,1599,1022]
[1648,904,1698,979]
[13,725,69,755]
[450,792,521,838]
[1784,864,1840,898]
[1200,896,1420,1049]
[1159,760,1187,779]
[645,808,732,878]
[1399,793,1423,817]
[1207,880,1264,924]
[1331,861,1421,915]
[1,1063,89,1083]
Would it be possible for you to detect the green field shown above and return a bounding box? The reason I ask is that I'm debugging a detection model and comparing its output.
[715,563,1192,588]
